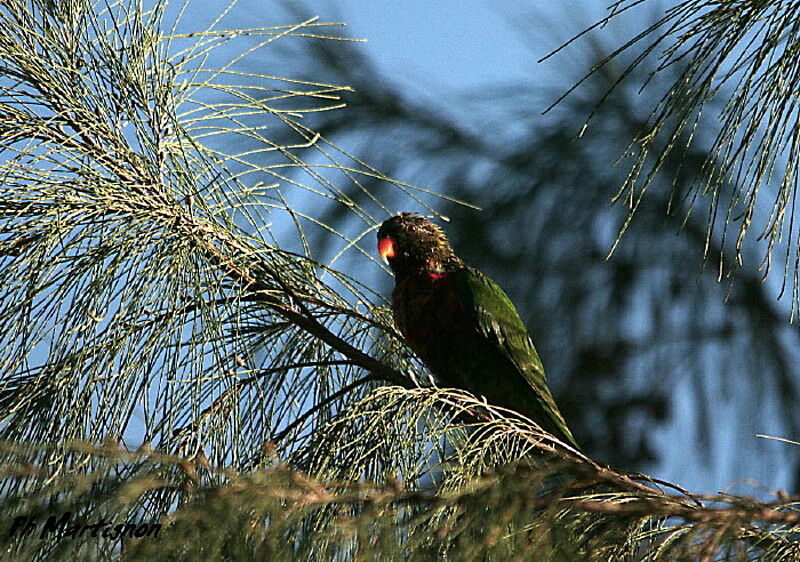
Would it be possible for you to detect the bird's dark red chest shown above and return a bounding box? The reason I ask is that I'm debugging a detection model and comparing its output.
[391,270,466,365]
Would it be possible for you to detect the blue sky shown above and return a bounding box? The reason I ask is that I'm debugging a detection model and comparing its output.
[332,2,656,91]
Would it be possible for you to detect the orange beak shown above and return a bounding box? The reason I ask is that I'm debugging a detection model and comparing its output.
[378,236,396,264]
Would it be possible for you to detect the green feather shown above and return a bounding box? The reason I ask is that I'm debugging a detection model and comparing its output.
[453,267,579,449]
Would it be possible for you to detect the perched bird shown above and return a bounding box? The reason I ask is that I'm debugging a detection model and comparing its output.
[377,212,578,449]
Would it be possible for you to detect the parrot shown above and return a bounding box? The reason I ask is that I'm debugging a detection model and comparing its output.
[377,212,578,449]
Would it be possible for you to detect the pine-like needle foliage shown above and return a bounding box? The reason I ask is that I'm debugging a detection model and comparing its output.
[554,0,800,309]
[1,0,799,560]
[0,0,421,517]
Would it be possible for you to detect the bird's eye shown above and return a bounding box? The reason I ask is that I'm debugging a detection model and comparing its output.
[405,224,417,233]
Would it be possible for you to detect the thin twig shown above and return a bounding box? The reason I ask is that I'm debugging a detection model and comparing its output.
[271,374,380,444]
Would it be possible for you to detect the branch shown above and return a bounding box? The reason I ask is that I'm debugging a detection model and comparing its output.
[180,215,413,389]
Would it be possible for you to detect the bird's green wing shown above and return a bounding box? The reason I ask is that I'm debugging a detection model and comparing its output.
[453,267,578,448]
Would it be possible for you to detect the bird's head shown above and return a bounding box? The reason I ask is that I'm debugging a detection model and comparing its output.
[377,213,459,276]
